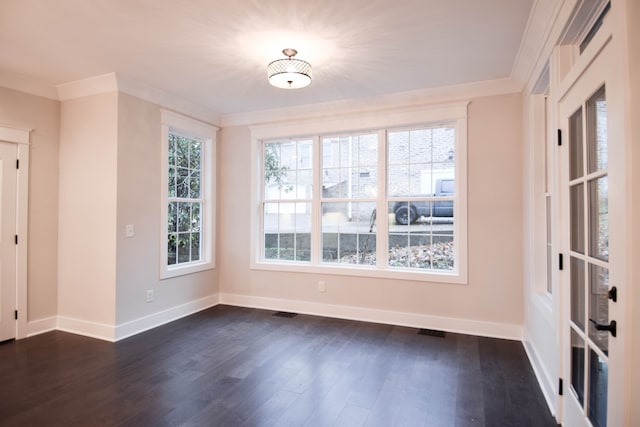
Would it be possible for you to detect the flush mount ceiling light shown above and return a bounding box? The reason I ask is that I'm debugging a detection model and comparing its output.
[267,48,312,89]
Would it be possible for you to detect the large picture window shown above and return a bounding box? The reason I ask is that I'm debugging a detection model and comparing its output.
[252,103,468,283]
[160,110,217,279]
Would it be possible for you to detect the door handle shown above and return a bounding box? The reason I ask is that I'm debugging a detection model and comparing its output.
[589,319,617,337]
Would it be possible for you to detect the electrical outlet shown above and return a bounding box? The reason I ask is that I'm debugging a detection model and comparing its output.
[146,289,154,303]
[126,224,135,238]
[318,281,326,293]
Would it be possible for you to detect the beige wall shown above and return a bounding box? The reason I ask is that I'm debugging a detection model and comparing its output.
[115,93,218,325]
[0,87,59,322]
[58,93,118,326]
[219,92,524,328]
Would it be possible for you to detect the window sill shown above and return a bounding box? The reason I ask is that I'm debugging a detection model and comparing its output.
[251,260,467,285]
[160,260,215,280]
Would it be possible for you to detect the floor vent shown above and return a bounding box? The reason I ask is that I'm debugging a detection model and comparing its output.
[418,328,446,338]
[273,311,298,318]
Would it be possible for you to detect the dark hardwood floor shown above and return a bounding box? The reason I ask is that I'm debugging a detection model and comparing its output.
[0,305,557,426]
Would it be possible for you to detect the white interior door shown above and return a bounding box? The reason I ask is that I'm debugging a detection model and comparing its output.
[0,141,17,342]
[558,35,625,427]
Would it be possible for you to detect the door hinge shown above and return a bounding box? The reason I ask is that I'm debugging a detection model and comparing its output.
[559,378,563,395]
[559,253,564,270]
[16,159,19,169]
[14,310,18,320]
[557,129,562,146]
[15,235,18,245]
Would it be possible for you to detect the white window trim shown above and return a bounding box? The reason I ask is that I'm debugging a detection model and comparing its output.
[160,110,218,279]
[250,102,468,284]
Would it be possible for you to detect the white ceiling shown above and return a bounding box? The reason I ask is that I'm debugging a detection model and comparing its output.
[0,0,534,116]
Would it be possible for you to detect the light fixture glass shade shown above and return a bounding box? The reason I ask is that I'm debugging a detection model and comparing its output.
[267,57,312,89]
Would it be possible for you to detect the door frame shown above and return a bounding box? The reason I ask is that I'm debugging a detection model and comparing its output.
[0,124,30,339]
[554,10,628,426]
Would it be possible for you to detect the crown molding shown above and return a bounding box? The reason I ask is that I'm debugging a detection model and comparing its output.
[56,72,119,101]
[116,74,219,125]
[1,69,219,126]
[220,77,520,128]
[0,68,58,100]
[55,72,219,125]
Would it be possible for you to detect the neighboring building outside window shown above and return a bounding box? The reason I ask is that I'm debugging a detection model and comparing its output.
[160,110,217,279]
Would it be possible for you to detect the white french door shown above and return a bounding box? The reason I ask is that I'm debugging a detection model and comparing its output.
[558,33,625,427]
[0,141,18,342]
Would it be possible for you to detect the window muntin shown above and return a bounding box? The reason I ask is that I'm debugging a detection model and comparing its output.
[160,110,216,279]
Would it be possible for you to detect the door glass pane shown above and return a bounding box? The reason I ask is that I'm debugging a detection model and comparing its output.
[569,108,584,180]
[589,176,609,261]
[546,196,552,293]
[588,349,608,427]
[589,264,610,355]
[571,256,586,331]
[587,86,607,173]
[571,328,585,406]
[570,183,585,254]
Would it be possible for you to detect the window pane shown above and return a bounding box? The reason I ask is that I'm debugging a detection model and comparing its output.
[387,164,410,196]
[388,130,409,165]
[321,135,378,200]
[570,183,585,254]
[167,234,177,265]
[264,140,312,201]
[176,167,189,198]
[189,140,201,170]
[191,232,200,262]
[388,202,454,271]
[263,202,311,262]
[190,173,201,198]
[321,202,376,265]
[168,202,177,233]
[571,256,586,331]
[570,328,585,406]
[177,233,191,263]
[177,202,191,232]
[569,108,584,180]
[546,196,552,294]
[168,167,176,197]
[176,135,190,168]
[588,349,608,427]
[191,203,201,232]
[589,264,609,355]
[588,176,608,261]
[586,86,607,173]
[168,135,176,166]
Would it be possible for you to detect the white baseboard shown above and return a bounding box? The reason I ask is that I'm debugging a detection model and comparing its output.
[523,332,558,418]
[26,316,57,337]
[52,294,219,342]
[219,293,523,340]
[57,316,116,342]
[114,294,219,341]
